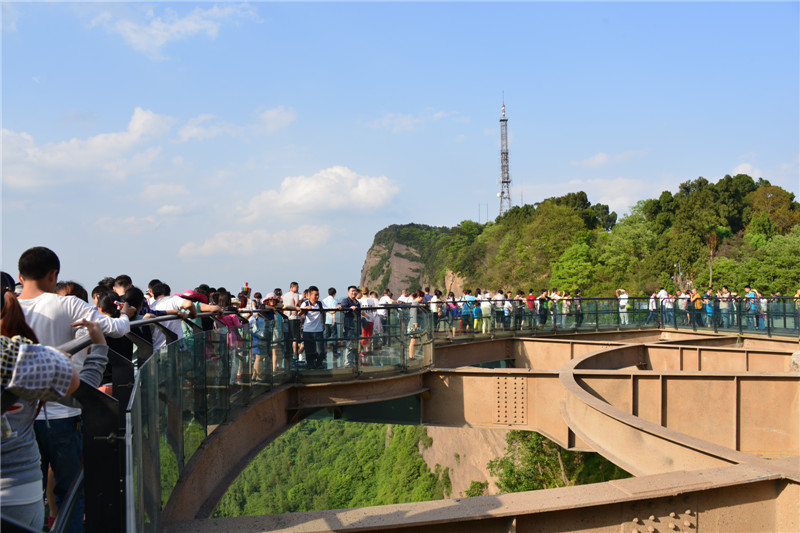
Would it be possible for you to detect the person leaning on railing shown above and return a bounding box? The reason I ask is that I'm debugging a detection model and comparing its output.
[1,287,108,530]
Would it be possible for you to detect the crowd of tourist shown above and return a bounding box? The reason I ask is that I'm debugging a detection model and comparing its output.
[2,244,799,531]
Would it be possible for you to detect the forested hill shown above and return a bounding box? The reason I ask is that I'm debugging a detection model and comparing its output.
[359,175,800,296]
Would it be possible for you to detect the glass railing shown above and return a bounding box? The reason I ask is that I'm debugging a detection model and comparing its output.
[125,305,435,532]
[430,296,800,341]
[431,297,661,341]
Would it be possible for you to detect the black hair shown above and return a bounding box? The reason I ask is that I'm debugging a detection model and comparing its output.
[148,279,162,290]
[18,246,60,281]
[115,275,133,289]
[57,281,89,303]
[308,285,319,293]
[328,287,336,296]
[0,271,16,290]
[97,277,115,291]
[125,286,145,309]
[97,291,121,318]
[347,285,358,292]
[91,284,107,299]
[151,282,170,298]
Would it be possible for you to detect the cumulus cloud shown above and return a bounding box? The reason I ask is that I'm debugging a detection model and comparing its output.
[731,162,761,178]
[177,114,225,142]
[178,225,332,257]
[243,166,400,220]
[370,109,464,133]
[564,177,661,214]
[177,106,295,142]
[257,106,296,133]
[572,149,650,169]
[91,4,257,59]
[2,107,172,189]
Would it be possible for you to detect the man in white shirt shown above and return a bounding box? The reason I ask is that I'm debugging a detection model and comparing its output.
[616,288,629,325]
[149,282,195,351]
[16,246,133,533]
[322,287,340,358]
[491,289,506,329]
[282,282,301,357]
[377,289,394,345]
[299,286,328,369]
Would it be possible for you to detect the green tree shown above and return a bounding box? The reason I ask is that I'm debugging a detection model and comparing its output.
[551,241,595,291]
[487,431,630,493]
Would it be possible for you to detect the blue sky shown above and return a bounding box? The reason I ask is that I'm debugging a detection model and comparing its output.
[2,2,798,295]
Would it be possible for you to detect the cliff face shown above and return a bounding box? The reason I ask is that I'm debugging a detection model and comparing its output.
[359,241,466,295]
[359,223,466,294]
[359,241,424,293]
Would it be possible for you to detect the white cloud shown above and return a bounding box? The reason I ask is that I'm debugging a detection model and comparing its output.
[243,166,400,220]
[177,114,225,142]
[370,109,463,133]
[572,149,650,169]
[731,162,762,178]
[176,106,295,142]
[96,215,159,234]
[178,225,332,257]
[141,183,188,203]
[92,4,258,59]
[563,176,661,214]
[2,3,18,32]
[2,107,173,189]
[157,204,184,216]
[257,106,296,133]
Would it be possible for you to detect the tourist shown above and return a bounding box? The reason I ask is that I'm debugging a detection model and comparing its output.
[16,246,132,533]
[323,288,340,358]
[1,289,108,530]
[615,288,629,326]
[573,289,584,328]
[338,286,362,368]
[282,282,301,359]
[299,286,328,370]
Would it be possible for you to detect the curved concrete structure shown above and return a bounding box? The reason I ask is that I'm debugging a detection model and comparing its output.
[164,330,800,531]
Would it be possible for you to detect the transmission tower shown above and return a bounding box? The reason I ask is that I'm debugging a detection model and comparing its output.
[498,94,512,216]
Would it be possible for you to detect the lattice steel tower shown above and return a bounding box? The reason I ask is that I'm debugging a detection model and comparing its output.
[498,94,512,216]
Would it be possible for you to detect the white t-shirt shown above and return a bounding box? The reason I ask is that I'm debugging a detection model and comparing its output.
[429,296,442,314]
[377,295,392,317]
[300,300,327,333]
[359,297,376,322]
[151,296,186,350]
[19,292,130,420]
[491,293,505,309]
[619,293,629,308]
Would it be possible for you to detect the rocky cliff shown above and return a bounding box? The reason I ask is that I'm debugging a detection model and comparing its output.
[359,235,465,295]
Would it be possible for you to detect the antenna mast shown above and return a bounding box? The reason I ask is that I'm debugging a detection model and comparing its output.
[498,93,512,216]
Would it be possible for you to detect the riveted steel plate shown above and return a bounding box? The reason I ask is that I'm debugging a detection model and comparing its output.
[494,376,527,424]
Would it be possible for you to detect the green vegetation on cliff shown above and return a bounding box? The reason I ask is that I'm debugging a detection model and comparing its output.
[213,420,451,517]
[363,175,800,295]
[486,431,630,493]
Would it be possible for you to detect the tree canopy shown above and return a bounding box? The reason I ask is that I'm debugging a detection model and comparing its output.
[362,175,800,296]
